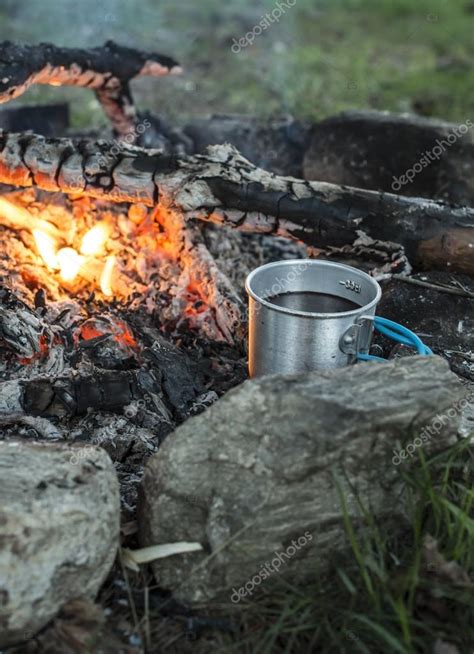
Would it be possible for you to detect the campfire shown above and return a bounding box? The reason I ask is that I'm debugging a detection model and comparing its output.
[0,39,472,509]
[0,185,255,549]
[0,39,472,653]
[0,184,244,351]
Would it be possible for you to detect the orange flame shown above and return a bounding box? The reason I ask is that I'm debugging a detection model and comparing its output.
[1,198,121,295]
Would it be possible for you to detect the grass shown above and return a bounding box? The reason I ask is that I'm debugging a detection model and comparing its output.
[190,438,474,653]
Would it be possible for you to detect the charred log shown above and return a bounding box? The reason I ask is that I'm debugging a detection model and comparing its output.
[0,41,181,138]
[11,371,157,417]
[0,131,473,275]
[303,111,474,206]
[184,114,310,177]
[154,206,244,343]
[0,364,200,423]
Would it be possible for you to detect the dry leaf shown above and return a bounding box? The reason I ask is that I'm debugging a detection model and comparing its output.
[423,534,473,587]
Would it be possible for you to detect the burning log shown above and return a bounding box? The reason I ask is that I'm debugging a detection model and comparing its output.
[0,131,473,275]
[0,41,181,138]
[155,206,244,343]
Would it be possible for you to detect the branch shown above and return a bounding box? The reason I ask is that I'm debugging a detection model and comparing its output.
[392,274,474,299]
[0,130,473,275]
[0,41,181,138]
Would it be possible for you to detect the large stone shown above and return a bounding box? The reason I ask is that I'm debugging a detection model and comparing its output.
[0,441,120,647]
[138,356,465,607]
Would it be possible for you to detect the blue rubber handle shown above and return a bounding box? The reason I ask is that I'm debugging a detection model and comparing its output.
[357,316,433,362]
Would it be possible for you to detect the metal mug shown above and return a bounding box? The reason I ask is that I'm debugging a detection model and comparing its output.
[246,259,382,377]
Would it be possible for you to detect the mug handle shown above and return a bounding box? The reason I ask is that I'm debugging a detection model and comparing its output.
[356,315,433,362]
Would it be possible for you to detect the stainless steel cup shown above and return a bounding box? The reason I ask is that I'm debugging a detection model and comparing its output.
[246,259,382,376]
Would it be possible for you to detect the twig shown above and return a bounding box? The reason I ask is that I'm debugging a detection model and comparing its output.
[392,274,474,299]
[144,584,151,652]
[447,351,474,363]
[118,548,143,645]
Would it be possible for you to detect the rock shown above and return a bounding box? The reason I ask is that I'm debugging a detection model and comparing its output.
[0,441,120,647]
[138,356,465,607]
[184,114,311,177]
[303,111,474,205]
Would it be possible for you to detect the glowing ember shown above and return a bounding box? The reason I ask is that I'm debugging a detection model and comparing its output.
[57,247,83,282]
[19,333,50,364]
[100,254,116,297]
[76,317,138,352]
[33,229,59,270]
[80,223,110,256]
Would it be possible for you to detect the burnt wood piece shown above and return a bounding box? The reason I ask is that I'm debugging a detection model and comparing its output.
[0,41,181,138]
[0,286,203,419]
[303,111,474,206]
[0,132,473,275]
[154,206,244,343]
[0,366,199,421]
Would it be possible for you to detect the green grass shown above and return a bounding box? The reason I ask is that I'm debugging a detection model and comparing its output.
[1,0,473,127]
[214,439,474,653]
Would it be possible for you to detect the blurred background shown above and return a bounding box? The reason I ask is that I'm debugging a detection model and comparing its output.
[0,0,472,127]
